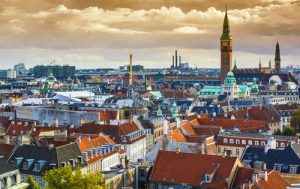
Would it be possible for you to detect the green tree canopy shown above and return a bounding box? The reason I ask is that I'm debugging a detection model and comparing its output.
[291,108,300,133]
[27,176,41,189]
[43,166,106,189]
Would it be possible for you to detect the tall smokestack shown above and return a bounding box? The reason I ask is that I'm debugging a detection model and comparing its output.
[129,51,133,85]
[179,56,181,68]
[175,50,178,68]
[172,55,175,68]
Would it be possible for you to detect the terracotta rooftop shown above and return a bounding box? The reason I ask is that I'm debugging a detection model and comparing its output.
[252,171,291,189]
[150,150,239,188]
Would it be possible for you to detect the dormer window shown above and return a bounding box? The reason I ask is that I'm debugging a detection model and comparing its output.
[204,174,211,183]
[274,164,282,172]
[23,161,29,170]
[61,162,66,167]
[34,163,41,172]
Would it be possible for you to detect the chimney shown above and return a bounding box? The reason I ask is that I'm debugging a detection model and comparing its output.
[172,55,175,68]
[175,50,178,68]
[54,118,59,128]
[258,171,268,181]
[125,156,129,169]
[252,174,258,183]
[179,56,181,68]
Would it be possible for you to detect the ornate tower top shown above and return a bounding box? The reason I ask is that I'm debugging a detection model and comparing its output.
[221,4,232,40]
[233,58,237,70]
[275,41,281,61]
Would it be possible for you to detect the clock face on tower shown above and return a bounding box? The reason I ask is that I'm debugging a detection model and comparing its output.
[222,41,228,46]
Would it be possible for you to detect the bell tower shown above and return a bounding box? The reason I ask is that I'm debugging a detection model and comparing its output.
[220,5,232,83]
[274,41,281,73]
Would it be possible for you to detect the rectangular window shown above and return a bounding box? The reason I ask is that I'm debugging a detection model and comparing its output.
[230,139,234,144]
[255,141,259,146]
[290,166,297,174]
[223,138,228,143]
[248,140,253,145]
[217,147,221,154]
[236,139,240,144]
[274,165,282,172]
[236,149,239,156]
[242,140,246,145]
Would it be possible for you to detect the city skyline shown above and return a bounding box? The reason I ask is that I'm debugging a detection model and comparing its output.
[0,0,299,69]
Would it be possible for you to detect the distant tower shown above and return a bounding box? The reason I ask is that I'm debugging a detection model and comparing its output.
[233,58,237,71]
[259,58,262,71]
[220,5,232,83]
[275,41,281,73]
[129,51,133,85]
[269,59,271,68]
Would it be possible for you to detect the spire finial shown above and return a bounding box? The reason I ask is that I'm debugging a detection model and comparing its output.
[226,3,228,12]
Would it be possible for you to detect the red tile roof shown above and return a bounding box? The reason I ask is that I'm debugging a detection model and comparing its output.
[233,107,280,123]
[6,123,33,136]
[232,167,254,188]
[0,116,11,127]
[168,129,187,142]
[150,150,239,188]
[79,121,144,144]
[252,171,291,189]
[196,117,267,132]
[0,143,16,160]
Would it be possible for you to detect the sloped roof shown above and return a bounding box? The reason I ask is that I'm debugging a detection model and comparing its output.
[252,171,291,189]
[0,159,18,175]
[0,143,16,161]
[149,150,239,188]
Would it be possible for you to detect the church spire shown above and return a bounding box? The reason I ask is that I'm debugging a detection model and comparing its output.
[275,41,281,61]
[233,58,237,70]
[275,40,281,73]
[221,4,232,40]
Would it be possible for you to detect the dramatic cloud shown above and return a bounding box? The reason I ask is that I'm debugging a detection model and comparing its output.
[0,0,299,68]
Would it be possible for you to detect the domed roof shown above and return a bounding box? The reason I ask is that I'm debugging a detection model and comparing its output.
[46,73,57,82]
[227,71,234,77]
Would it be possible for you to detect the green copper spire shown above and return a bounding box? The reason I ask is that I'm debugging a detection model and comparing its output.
[221,5,232,40]
[233,58,237,70]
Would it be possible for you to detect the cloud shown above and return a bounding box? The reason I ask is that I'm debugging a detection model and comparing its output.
[0,0,299,68]
[173,26,206,34]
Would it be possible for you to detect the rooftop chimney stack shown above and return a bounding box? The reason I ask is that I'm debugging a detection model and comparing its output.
[175,50,178,68]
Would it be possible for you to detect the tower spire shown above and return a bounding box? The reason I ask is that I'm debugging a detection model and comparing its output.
[275,40,281,73]
[221,4,231,40]
[129,51,133,85]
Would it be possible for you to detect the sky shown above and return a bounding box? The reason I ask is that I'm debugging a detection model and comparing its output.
[0,0,299,69]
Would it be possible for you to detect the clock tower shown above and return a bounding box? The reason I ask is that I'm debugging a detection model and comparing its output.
[220,6,232,83]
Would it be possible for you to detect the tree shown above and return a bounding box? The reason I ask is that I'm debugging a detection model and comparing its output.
[274,129,282,135]
[282,125,295,136]
[43,166,106,189]
[27,176,41,189]
[291,108,300,133]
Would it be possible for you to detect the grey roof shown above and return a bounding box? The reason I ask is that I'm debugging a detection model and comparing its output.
[56,143,87,168]
[8,143,87,176]
[219,132,292,141]
[8,145,57,176]
[0,159,18,175]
